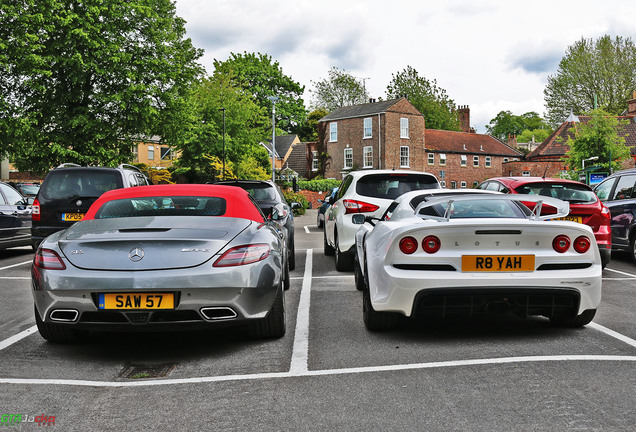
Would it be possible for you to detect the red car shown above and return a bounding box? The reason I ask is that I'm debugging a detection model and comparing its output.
[477,177,611,268]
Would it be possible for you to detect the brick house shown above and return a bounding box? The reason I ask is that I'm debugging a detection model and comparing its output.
[317,98,426,179]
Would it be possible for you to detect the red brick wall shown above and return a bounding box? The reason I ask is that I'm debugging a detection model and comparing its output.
[297,190,329,209]
[426,152,515,187]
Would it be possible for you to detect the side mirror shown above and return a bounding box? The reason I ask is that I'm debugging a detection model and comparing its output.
[291,202,302,210]
[324,196,332,205]
[270,207,280,221]
[351,214,365,225]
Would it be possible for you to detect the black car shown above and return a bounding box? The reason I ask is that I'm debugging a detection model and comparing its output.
[593,168,636,261]
[31,164,149,248]
[317,187,338,228]
[213,180,299,271]
[0,181,32,250]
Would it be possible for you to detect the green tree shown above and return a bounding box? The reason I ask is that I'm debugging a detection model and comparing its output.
[173,75,270,182]
[212,52,306,135]
[297,108,329,141]
[565,109,631,173]
[545,35,636,126]
[516,128,550,143]
[385,66,459,131]
[310,67,369,111]
[0,0,203,173]
[487,111,551,142]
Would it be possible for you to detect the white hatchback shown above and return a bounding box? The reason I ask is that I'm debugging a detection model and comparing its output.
[324,170,439,271]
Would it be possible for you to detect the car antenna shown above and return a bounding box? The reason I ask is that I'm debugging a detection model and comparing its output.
[542,165,548,179]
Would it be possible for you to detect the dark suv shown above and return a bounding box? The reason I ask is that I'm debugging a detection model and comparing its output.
[213,180,300,271]
[593,168,636,262]
[31,164,149,248]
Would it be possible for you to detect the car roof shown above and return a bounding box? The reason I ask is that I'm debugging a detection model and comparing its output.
[348,169,437,179]
[486,177,589,187]
[83,184,263,222]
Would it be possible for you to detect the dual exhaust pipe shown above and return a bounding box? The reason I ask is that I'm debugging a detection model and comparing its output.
[49,307,238,322]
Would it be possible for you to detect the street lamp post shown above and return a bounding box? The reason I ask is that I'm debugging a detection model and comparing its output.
[220,107,226,180]
[267,96,279,182]
[582,156,599,185]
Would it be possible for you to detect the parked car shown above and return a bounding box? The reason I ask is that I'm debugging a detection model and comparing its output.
[31,184,287,343]
[353,194,602,331]
[324,170,440,271]
[8,182,40,202]
[31,164,149,249]
[317,187,338,228]
[0,181,32,250]
[592,168,636,262]
[477,177,611,268]
[213,180,299,271]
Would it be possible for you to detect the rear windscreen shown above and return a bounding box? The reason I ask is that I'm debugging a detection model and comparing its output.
[95,196,227,219]
[41,171,123,199]
[513,183,597,204]
[222,183,276,202]
[356,174,439,199]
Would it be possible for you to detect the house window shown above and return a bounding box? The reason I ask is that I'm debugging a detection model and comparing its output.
[460,155,467,166]
[427,153,434,164]
[400,118,409,138]
[461,181,467,189]
[485,156,491,168]
[439,153,446,166]
[363,146,373,168]
[148,145,155,160]
[473,181,479,188]
[312,151,319,171]
[160,147,172,160]
[451,181,457,189]
[363,117,372,139]
[330,122,337,142]
[344,148,353,169]
[503,157,509,163]
[473,155,479,167]
[400,146,410,168]
[132,145,138,161]
[522,171,530,177]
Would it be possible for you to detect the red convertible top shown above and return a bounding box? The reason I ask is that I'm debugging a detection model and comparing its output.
[83,184,264,222]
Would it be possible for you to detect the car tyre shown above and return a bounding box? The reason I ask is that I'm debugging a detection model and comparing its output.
[317,214,323,229]
[335,232,354,272]
[323,227,334,256]
[363,287,398,331]
[550,309,596,327]
[34,306,83,343]
[248,286,286,339]
[283,257,290,291]
[630,234,636,264]
[354,252,365,291]
[288,235,296,271]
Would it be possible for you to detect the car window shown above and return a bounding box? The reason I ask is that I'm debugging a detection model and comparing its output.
[0,183,26,205]
[336,176,353,200]
[486,182,502,192]
[610,175,636,201]
[356,174,438,200]
[419,199,526,219]
[95,196,227,218]
[381,201,399,220]
[41,170,123,199]
[513,182,597,204]
[594,177,616,202]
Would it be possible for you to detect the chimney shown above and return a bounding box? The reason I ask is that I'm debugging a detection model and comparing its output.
[628,90,636,116]
[507,134,518,147]
[457,105,470,133]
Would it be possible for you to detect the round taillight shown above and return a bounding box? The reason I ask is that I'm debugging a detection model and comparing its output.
[573,236,591,253]
[422,235,441,254]
[552,235,571,253]
[399,236,418,254]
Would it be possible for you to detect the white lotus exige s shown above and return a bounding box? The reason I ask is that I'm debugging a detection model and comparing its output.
[353,192,602,331]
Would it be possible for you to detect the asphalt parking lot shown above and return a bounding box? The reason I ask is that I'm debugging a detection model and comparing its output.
[1,209,635,431]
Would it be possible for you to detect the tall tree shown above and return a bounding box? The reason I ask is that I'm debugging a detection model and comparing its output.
[297,108,329,142]
[487,111,550,142]
[386,66,459,131]
[545,35,636,125]
[310,67,369,111]
[212,52,306,135]
[0,0,203,173]
[565,109,631,174]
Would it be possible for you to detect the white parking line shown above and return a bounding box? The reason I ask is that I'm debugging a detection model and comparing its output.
[0,326,37,352]
[0,277,30,280]
[304,226,310,234]
[0,260,32,271]
[289,249,312,374]
[290,275,354,281]
[604,268,636,278]
[589,322,636,349]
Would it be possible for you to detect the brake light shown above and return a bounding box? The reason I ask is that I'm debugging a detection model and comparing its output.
[573,236,591,253]
[399,236,418,254]
[213,244,270,267]
[32,198,40,221]
[422,235,441,254]
[552,235,570,253]
[600,204,611,221]
[343,199,380,214]
[34,248,66,270]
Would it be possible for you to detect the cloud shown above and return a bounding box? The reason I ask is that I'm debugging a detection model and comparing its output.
[507,43,564,74]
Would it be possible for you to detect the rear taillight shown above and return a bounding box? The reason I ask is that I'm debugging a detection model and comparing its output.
[422,235,441,254]
[552,235,571,253]
[343,199,380,214]
[573,236,591,253]
[32,198,40,221]
[213,244,270,267]
[399,236,418,254]
[34,248,66,270]
[600,204,611,221]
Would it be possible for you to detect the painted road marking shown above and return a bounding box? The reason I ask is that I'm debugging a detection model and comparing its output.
[304,226,310,234]
[289,249,312,374]
[0,260,32,271]
[0,326,37,352]
[604,268,636,278]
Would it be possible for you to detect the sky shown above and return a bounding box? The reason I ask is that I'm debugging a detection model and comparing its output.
[174,0,636,133]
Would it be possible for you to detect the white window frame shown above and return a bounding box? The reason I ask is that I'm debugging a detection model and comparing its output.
[344,148,353,169]
[312,151,319,171]
[439,153,446,166]
[451,181,457,189]
[522,171,530,177]
[461,181,467,189]
[400,118,409,139]
[132,145,138,161]
[427,153,434,164]
[329,122,337,142]
[485,156,491,168]
[473,155,479,167]
[400,146,410,168]
[503,157,509,163]
[363,117,372,139]
[460,155,467,166]
[363,146,373,168]
[148,145,155,161]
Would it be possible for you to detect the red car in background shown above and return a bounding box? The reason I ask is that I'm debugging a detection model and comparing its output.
[477,177,611,268]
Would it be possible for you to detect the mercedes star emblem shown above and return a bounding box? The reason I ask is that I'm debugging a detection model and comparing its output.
[129,247,145,262]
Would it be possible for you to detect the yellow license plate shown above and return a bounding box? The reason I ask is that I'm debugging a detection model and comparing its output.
[550,216,582,223]
[462,255,535,272]
[62,213,84,222]
[98,293,174,310]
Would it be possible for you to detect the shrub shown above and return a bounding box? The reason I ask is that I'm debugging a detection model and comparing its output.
[298,179,340,192]
[282,189,308,216]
